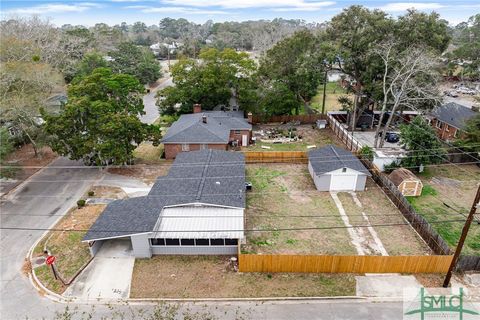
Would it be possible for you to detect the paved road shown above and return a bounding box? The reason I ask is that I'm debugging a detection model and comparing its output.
[140,77,173,124]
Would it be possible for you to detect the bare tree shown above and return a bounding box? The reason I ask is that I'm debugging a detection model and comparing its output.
[373,44,441,148]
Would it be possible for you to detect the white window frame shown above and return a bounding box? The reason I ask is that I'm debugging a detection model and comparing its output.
[436,120,443,129]
[200,144,208,150]
[182,143,190,151]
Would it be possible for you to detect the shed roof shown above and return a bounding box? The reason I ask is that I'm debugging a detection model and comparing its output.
[308,145,371,176]
[162,111,251,144]
[83,150,245,242]
[430,102,477,129]
[152,206,244,239]
[388,168,420,187]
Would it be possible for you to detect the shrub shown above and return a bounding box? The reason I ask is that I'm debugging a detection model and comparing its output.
[359,145,374,161]
[87,191,95,197]
[77,199,86,208]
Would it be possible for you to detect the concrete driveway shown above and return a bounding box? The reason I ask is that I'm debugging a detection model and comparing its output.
[353,131,402,148]
[64,239,135,300]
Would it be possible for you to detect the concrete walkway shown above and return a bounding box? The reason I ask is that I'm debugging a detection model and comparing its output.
[64,239,135,300]
[97,172,151,197]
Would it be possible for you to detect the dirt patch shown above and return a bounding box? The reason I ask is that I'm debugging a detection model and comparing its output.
[244,163,356,255]
[108,162,172,184]
[34,204,106,294]
[88,185,127,199]
[130,256,356,298]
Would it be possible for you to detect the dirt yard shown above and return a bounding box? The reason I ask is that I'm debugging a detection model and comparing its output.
[408,164,480,256]
[107,162,172,184]
[244,164,356,255]
[87,185,127,199]
[130,256,356,298]
[247,124,343,151]
[33,204,106,293]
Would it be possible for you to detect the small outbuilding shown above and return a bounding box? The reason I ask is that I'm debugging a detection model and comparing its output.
[308,145,371,192]
[388,168,423,197]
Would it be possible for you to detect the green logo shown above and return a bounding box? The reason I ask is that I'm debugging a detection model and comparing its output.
[404,288,479,320]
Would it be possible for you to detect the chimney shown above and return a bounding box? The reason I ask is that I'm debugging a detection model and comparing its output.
[247,112,253,124]
[193,104,201,113]
[202,114,207,124]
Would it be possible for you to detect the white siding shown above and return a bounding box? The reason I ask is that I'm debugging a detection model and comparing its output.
[131,233,152,258]
[151,245,238,255]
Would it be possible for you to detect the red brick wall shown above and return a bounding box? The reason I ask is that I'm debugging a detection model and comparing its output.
[229,130,251,146]
[164,143,228,159]
[431,119,459,141]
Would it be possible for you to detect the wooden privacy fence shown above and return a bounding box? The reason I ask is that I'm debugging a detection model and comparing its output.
[243,151,308,164]
[238,254,453,274]
[252,114,326,124]
[327,113,363,152]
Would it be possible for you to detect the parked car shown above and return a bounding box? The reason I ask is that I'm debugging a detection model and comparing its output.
[385,132,400,143]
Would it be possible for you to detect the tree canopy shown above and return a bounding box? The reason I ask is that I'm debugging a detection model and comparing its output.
[157,48,256,115]
[42,68,161,165]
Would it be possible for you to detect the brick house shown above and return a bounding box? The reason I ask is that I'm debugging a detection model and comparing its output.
[429,102,477,141]
[162,104,252,159]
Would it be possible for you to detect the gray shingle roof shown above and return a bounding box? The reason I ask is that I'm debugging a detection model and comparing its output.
[308,145,371,176]
[431,102,477,129]
[83,150,245,241]
[162,111,251,144]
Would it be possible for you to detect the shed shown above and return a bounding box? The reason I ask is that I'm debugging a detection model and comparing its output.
[388,168,423,197]
[308,145,371,192]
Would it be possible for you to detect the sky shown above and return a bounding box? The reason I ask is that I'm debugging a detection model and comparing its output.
[1,0,479,27]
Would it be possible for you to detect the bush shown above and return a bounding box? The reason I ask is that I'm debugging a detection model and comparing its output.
[159,114,179,126]
[77,199,86,208]
[359,145,374,161]
[87,191,95,197]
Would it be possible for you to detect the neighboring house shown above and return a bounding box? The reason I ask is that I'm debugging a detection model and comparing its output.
[83,150,246,258]
[388,168,423,197]
[429,102,477,141]
[308,145,371,191]
[162,104,253,159]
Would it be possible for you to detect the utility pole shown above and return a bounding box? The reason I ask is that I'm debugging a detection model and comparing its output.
[321,68,328,115]
[443,185,480,288]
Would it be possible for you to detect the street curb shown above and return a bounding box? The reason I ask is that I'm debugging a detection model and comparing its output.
[1,156,58,200]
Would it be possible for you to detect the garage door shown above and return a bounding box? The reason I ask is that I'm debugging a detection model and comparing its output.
[330,174,357,191]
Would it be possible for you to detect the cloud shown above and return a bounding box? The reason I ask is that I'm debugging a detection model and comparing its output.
[134,6,228,14]
[3,2,102,15]
[161,0,336,10]
[379,2,445,13]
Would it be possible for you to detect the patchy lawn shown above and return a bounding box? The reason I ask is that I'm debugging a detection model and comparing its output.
[247,125,343,151]
[243,164,356,255]
[130,256,356,298]
[310,82,352,113]
[408,165,480,256]
[107,161,172,184]
[134,142,164,164]
[33,204,106,294]
[336,179,431,255]
[88,185,127,199]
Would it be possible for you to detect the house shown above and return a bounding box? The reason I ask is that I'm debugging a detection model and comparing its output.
[83,150,246,258]
[429,102,477,141]
[162,104,253,159]
[388,168,423,197]
[308,145,371,191]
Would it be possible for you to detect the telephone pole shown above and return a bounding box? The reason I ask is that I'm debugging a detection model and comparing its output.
[443,185,480,288]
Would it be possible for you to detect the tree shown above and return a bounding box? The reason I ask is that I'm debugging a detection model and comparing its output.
[456,114,480,153]
[0,128,14,162]
[259,82,300,116]
[259,30,326,115]
[109,42,161,84]
[157,48,256,115]
[72,52,108,80]
[449,14,480,79]
[399,116,445,170]
[42,68,161,166]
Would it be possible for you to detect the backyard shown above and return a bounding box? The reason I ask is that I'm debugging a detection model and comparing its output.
[130,256,356,298]
[310,82,351,113]
[407,164,480,256]
[243,164,430,255]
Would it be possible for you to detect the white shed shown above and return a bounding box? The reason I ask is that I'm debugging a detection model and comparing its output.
[308,145,371,192]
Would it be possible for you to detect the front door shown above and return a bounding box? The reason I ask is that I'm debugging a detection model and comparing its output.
[242,135,248,146]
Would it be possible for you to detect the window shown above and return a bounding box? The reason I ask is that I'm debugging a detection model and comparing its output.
[436,120,444,129]
[165,238,180,246]
[234,130,241,134]
[150,238,165,246]
[195,239,209,246]
[342,167,347,173]
[181,239,195,246]
[200,144,208,150]
[182,144,190,151]
[445,125,450,132]
[210,239,224,246]
[225,239,238,246]
[454,129,458,138]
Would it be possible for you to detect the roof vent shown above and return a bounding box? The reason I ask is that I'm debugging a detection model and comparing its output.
[202,115,207,124]
[215,181,221,185]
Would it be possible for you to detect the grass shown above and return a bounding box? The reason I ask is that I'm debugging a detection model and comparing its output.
[130,256,356,298]
[244,164,356,255]
[134,142,164,164]
[310,82,351,113]
[406,165,480,256]
[33,204,106,294]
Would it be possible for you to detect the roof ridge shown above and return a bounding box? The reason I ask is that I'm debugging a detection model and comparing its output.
[195,149,213,201]
[200,116,229,140]
[329,145,346,168]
